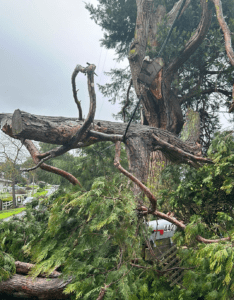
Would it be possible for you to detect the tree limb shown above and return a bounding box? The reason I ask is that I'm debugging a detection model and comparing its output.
[212,0,234,66]
[0,274,71,300]
[165,0,212,78]
[71,65,83,120]
[15,261,61,278]
[179,87,232,104]
[23,139,82,186]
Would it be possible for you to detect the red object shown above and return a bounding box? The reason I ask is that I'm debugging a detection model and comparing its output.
[154,229,164,235]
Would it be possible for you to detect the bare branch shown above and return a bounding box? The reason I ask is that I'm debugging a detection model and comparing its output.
[152,133,212,166]
[89,130,123,142]
[151,211,231,244]
[212,0,234,66]
[179,87,232,104]
[20,64,98,167]
[71,65,83,120]
[96,283,111,300]
[23,139,82,186]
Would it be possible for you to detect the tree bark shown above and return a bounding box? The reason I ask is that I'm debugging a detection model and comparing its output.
[15,261,61,278]
[1,110,206,184]
[0,274,71,300]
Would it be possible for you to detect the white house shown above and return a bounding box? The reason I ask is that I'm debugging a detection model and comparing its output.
[0,178,12,192]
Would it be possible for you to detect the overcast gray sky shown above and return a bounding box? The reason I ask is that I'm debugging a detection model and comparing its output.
[0,0,126,121]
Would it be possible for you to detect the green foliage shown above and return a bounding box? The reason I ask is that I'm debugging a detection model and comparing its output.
[24,175,153,299]
[156,131,234,299]
[160,132,234,226]
[0,251,15,282]
[76,142,128,190]
[86,0,137,60]
[0,200,49,262]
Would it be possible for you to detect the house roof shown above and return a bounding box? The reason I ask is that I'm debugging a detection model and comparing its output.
[0,178,12,183]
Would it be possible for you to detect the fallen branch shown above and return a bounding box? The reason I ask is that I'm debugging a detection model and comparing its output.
[0,274,72,300]
[71,65,83,120]
[15,261,61,278]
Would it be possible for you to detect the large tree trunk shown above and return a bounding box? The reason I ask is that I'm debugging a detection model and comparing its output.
[0,261,72,300]
[1,111,204,183]
[0,274,71,299]
[127,0,212,186]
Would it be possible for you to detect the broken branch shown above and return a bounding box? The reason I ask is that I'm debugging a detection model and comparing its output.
[71,65,83,120]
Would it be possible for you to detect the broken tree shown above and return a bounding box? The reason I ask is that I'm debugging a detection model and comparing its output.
[0,0,234,299]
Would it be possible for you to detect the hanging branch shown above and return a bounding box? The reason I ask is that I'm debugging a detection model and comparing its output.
[71,66,83,120]
[152,134,212,167]
[22,139,82,186]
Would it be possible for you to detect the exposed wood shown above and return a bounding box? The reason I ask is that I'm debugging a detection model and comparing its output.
[15,261,61,278]
[2,110,201,157]
[71,65,83,120]
[0,274,72,300]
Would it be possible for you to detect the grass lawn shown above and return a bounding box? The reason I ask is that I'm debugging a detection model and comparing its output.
[0,207,26,220]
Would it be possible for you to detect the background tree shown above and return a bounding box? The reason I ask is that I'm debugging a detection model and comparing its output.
[0,133,28,208]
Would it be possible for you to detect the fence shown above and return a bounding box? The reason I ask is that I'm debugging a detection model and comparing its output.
[2,200,13,210]
[0,194,27,210]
